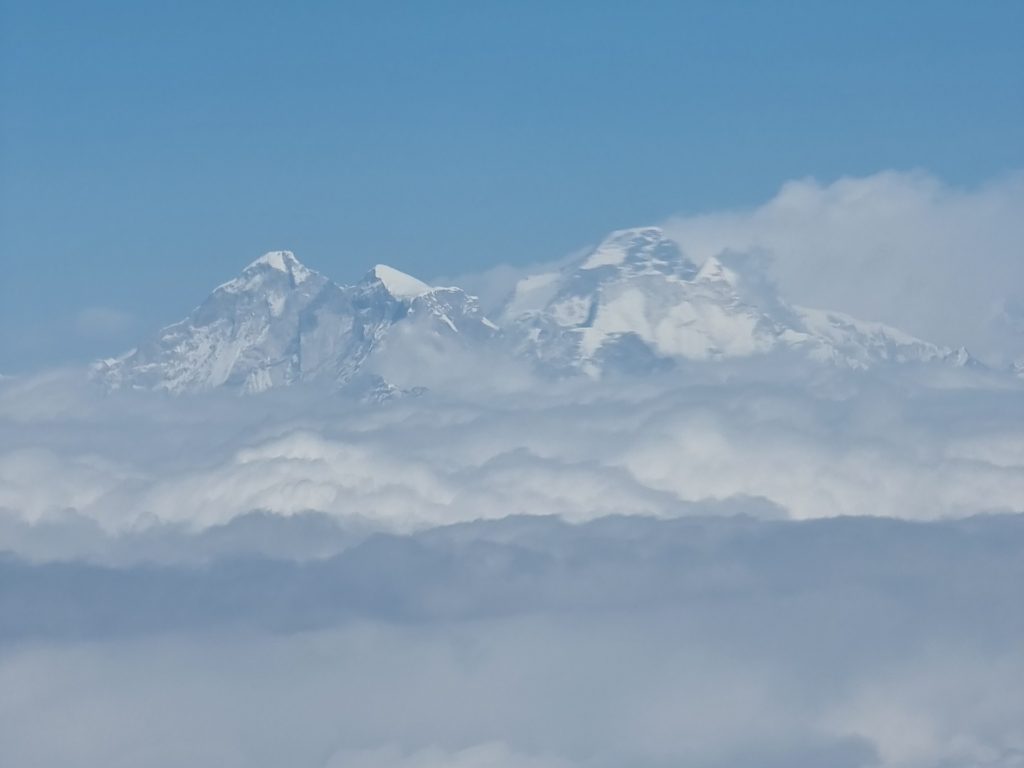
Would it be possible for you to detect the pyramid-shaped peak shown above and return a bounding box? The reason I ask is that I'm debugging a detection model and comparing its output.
[367,264,433,299]
[247,250,295,270]
[245,251,311,280]
[213,251,316,295]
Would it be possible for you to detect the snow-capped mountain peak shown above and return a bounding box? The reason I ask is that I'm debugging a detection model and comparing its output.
[367,264,433,299]
[578,226,698,279]
[216,250,318,297]
[245,250,312,282]
[96,252,497,394]
[501,229,966,376]
[246,250,308,276]
[95,251,337,393]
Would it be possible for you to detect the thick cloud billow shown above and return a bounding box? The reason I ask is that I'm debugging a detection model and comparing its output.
[663,171,1024,364]
[1,362,1023,766]
[2,361,1023,550]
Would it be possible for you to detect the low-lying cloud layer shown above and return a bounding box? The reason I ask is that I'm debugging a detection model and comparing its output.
[2,514,1022,768]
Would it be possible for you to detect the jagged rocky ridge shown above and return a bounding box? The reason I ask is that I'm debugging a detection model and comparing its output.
[95,228,971,394]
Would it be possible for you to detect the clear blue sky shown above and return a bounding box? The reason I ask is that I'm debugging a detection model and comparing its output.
[1,0,1022,370]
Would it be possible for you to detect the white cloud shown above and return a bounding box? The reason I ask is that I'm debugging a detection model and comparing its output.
[662,170,1024,363]
[2,365,1024,541]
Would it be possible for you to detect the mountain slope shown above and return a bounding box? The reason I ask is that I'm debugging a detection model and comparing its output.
[500,227,966,376]
[95,253,497,394]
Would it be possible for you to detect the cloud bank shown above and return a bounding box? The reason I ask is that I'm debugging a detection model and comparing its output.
[1,514,1021,768]
[662,170,1024,363]
[2,362,1024,554]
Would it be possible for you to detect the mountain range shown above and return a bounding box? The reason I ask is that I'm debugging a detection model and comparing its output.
[93,227,971,394]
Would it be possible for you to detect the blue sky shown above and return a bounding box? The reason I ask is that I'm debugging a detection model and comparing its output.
[1,0,1022,370]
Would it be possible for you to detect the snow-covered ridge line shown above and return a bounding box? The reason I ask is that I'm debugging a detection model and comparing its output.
[94,250,499,395]
[502,226,974,375]
[370,264,432,299]
[94,231,981,395]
